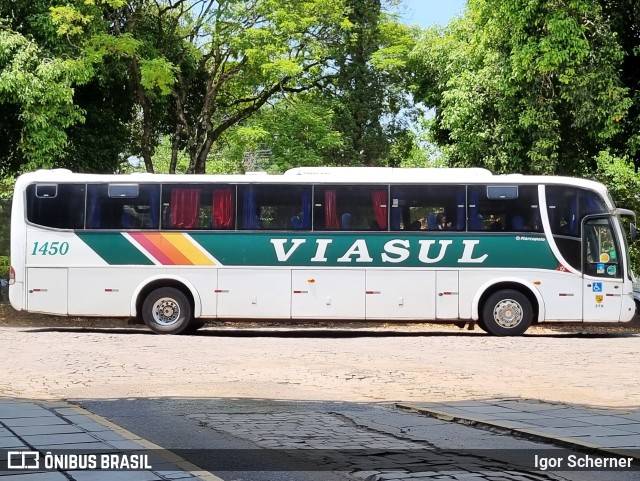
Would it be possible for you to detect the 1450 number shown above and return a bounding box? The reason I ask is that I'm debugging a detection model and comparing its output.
[31,241,70,256]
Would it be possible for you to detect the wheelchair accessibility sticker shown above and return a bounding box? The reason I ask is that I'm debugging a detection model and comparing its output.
[592,282,603,293]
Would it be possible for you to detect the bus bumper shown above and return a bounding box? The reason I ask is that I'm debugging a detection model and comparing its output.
[9,282,24,312]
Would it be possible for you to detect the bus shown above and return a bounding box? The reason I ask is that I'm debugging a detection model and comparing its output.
[8,166,638,336]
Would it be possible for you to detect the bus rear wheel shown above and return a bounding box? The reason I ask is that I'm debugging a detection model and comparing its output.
[481,289,533,336]
[142,287,192,335]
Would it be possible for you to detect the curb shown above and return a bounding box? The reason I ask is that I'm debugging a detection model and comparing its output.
[66,402,225,481]
[396,403,640,461]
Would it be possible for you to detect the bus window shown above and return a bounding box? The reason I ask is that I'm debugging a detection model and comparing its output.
[314,185,388,231]
[546,186,607,238]
[26,183,85,229]
[583,217,621,278]
[390,185,464,231]
[161,184,235,230]
[239,184,311,230]
[545,185,608,271]
[86,184,160,229]
[468,185,541,233]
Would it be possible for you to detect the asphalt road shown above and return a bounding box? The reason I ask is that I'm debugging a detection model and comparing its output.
[77,397,639,481]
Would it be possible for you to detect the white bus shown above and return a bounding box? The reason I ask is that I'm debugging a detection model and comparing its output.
[9,167,638,335]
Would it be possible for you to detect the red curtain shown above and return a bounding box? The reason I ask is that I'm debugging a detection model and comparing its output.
[324,190,340,229]
[171,189,201,229]
[371,190,388,230]
[213,189,233,228]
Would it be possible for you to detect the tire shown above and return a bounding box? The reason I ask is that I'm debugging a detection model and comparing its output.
[475,318,488,333]
[481,289,533,336]
[184,320,206,333]
[142,287,192,334]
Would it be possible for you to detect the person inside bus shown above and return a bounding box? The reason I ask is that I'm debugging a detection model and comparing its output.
[436,213,451,230]
[487,214,503,231]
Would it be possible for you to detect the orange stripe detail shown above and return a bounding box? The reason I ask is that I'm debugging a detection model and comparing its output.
[143,233,193,265]
[164,233,215,265]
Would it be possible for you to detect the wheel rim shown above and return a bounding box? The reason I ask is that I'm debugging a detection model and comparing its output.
[492,299,523,329]
[151,297,181,326]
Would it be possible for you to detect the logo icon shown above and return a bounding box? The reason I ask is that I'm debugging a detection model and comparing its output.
[7,451,40,470]
[592,282,603,293]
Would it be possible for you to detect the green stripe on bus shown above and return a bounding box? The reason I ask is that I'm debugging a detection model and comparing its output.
[77,232,154,265]
[190,232,558,269]
[75,231,558,268]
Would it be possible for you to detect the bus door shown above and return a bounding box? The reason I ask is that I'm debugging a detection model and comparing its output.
[27,268,68,314]
[582,216,623,322]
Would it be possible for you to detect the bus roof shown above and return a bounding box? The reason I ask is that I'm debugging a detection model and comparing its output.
[15,167,609,195]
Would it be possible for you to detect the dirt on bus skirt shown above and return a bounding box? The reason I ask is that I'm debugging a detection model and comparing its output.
[1,301,639,334]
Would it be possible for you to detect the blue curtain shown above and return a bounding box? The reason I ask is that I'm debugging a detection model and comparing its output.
[390,188,402,230]
[149,187,160,229]
[468,188,481,230]
[300,188,311,229]
[242,186,260,229]
[87,189,101,229]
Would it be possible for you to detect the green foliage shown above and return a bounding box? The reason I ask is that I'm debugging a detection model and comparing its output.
[410,0,630,176]
[0,27,86,172]
[0,180,10,258]
[0,255,8,279]
[594,151,640,272]
[222,97,345,172]
[324,0,420,166]
[150,136,190,174]
[1,0,421,175]
[0,0,137,175]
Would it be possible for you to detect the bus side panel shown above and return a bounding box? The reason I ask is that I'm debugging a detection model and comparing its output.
[68,268,155,317]
[365,270,436,320]
[538,272,582,321]
[27,268,68,314]
[217,268,290,318]
[68,268,217,318]
[459,270,548,321]
[436,271,459,319]
[458,270,484,319]
[292,270,365,319]
[175,269,218,317]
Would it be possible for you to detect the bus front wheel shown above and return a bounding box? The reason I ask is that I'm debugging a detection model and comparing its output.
[481,289,533,336]
[142,287,192,335]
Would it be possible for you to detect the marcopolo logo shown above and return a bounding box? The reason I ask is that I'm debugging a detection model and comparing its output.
[515,236,546,242]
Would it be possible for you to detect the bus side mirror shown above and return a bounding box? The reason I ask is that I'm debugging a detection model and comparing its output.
[631,223,638,242]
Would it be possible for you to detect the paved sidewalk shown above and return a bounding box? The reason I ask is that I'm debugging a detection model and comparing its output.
[398,398,640,459]
[0,398,220,481]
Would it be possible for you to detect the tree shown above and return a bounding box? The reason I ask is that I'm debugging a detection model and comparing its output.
[0,0,136,175]
[52,0,351,174]
[220,94,345,172]
[410,0,630,176]
[0,27,84,174]
[598,0,640,166]
[324,0,419,166]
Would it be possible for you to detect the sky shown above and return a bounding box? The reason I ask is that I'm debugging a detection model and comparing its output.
[396,0,467,27]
